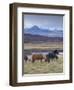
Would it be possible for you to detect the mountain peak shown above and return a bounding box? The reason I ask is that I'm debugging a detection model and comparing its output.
[31,25,40,30]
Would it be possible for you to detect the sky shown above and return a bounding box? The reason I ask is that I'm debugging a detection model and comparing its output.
[23,14,63,30]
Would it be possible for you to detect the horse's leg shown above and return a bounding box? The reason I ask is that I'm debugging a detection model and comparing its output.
[24,59,27,63]
[26,59,27,63]
[56,56,58,59]
[40,59,42,62]
[45,59,47,62]
[48,59,50,63]
[32,59,35,63]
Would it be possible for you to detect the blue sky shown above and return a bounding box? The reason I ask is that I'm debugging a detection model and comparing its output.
[24,14,63,30]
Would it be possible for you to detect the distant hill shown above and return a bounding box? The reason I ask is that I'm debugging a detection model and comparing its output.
[24,33,63,43]
[24,25,63,37]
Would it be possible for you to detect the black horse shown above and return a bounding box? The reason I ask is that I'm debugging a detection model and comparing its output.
[45,50,59,63]
[24,55,28,62]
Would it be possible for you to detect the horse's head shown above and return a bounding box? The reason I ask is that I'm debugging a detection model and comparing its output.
[53,50,59,55]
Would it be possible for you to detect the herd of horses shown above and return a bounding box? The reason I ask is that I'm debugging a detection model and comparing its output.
[24,50,59,63]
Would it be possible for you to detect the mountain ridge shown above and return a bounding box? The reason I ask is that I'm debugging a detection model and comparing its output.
[24,25,63,37]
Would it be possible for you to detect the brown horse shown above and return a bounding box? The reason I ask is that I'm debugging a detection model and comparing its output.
[32,54,44,63]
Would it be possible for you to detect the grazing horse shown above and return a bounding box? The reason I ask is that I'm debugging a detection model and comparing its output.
[24,55,28,62]
[32,54,44,63]
[45,50,59,63]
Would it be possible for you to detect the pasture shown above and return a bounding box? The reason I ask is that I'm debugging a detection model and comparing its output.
[24,42,63,50]
[24,55,63,74]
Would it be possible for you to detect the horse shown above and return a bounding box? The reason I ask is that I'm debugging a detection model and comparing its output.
[24,55,28,62]
[32,54,44,63]
[45,50,59,63]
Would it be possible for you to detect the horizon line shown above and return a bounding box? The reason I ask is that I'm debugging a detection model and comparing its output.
[24,25,63,31]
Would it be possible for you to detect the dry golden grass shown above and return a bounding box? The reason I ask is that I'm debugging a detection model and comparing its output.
[24,56,63,74]
[24,42,63,50]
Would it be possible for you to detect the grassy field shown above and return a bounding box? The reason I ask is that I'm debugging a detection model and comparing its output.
[24,56,63,74]
[24,42,63,50]
[24,41,63,74]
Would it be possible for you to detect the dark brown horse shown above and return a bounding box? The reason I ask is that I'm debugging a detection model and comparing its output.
[32,54,44,63]
[24,55,28,62]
